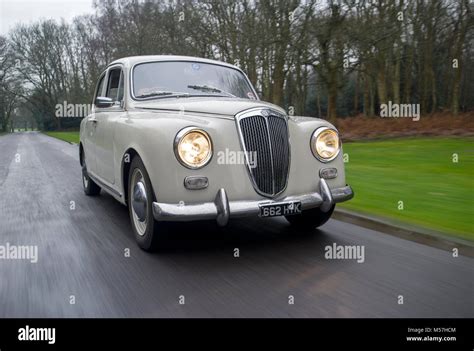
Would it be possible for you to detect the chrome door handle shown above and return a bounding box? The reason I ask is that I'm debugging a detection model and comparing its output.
[89,118,98,123]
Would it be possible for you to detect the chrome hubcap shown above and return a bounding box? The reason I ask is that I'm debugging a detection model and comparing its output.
[131,169,148,236]
[132,181,147,221]
[82,164,89,189]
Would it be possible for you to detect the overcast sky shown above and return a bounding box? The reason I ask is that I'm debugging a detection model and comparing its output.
[0,0,94,35]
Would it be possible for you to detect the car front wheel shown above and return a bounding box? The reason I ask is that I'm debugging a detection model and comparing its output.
[285,205,335,229]
[128,156,161,251]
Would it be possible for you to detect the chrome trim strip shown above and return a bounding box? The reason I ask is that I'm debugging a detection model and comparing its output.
[151,183,354,224]
[332,185,354,203]
[319,178,334,213]
[153,202,218,222]
[215,188,230,226]
[264,115,276,194]
[88,172,122,198]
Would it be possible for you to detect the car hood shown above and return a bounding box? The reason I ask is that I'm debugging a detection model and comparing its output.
[131,97,286,118]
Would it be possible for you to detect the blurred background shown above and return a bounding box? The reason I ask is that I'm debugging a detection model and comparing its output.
[0,0,472,240]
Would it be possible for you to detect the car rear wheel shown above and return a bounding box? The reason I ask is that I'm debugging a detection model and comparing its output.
[285,205,335,229]
[128,156,161,251]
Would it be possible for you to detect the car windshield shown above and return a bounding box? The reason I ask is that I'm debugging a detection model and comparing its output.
[132,61,257,100]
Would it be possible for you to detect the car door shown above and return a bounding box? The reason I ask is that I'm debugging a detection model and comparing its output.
[83,72,106,177]
[94,65,125,184]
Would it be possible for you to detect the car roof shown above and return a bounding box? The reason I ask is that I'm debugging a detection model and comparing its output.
[108,55,240,70]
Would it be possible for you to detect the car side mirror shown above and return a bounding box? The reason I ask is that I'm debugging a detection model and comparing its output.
[95,96,114,108]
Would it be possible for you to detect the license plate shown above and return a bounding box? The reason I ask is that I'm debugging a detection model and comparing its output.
[259,201,302,218]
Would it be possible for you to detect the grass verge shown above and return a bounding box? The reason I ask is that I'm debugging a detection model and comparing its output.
[43,131,80,144]
[339,137,474,241]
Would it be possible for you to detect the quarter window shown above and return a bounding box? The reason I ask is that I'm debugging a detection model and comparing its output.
[106,68,124,102]
[95,73,105,100]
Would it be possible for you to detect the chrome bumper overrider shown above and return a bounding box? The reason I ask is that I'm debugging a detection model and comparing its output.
[152,179,353,226]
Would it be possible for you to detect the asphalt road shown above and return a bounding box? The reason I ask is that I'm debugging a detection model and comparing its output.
[0,132,472,318]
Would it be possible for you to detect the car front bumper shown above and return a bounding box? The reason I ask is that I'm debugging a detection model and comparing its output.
[152,178,354,226]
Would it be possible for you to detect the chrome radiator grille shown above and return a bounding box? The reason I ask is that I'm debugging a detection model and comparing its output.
[237,109,290,197]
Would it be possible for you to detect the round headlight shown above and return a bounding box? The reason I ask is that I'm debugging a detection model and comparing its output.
[311,127,340,162]
[174,127,213,169]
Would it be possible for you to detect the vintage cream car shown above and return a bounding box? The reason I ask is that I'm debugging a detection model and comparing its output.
[80,55,353,250]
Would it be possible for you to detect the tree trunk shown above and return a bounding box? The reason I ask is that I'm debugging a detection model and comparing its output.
[353,73,359,115]
[316,82,321,119]
[55,115,62,131]
[403,44,414,104]
[376,68,388,107]
[452,60,461,115]
[369,78,375,117]
[327,77,338,122]
[430,68,437,113]
[392,46,401,105]
[363,72,370,116]
[451,0,469,116]
[272,50,285,106]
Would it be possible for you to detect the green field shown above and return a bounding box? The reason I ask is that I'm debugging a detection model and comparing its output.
[44,131,80,144]
[340,137,474,241]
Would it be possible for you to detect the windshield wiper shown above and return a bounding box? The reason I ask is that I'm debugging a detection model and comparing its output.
[187,85,236,97]
[135,91,190,99]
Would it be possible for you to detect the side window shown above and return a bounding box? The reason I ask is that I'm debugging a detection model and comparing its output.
[95,74,105,100]
[106,68,124,103]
